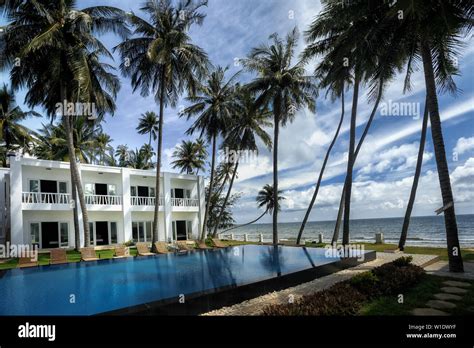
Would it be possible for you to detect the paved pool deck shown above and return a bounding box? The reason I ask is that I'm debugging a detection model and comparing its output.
[201,252,441,316]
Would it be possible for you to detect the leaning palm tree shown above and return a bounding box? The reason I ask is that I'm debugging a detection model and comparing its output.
[242,28,317,244]
[115,0,209,247]
[0,84,40,164]
[171,139,207,174]
[1,0,129,247]
[137,111,159,147]
[212,88,272,237]
[221,184,285,234]
[181,66,240,241]
[387,0,471,271]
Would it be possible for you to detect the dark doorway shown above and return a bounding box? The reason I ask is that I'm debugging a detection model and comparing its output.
[174,189,184,199]
[95,221,109,245]
[41,222,59,248]
[137,186,149,197]
[95,183,108,195]
[41,180,58,203]
[176,221,187,240]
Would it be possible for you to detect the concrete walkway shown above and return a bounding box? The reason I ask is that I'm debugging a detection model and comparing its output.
[425,260,474,280]
[202,252,439,316]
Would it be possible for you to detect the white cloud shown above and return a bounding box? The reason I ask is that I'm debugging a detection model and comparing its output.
[454,137,474,156]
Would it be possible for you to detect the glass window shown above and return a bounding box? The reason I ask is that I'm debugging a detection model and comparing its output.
[60,223,68,247]
[171,189,175,198]
[149,187,155,197]
[172,221,176,240]
[89,222,94,245]
[110,222,117,244]
[132,222,138,242]
[131,186,137,197]
[146,222,152,241]
[187,221,192,239]
[108,184,117,195]
[30,223,40,245]
[138,222,145,242]
[185,190,191,198]
[29,180,39,192]
[85,183,94,195]
[59,182,67,194]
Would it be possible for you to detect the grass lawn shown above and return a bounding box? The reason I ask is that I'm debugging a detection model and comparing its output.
[360,274,474,316]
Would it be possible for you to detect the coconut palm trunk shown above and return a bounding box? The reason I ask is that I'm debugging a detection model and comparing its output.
[273,100,281,245]
[201,133,217,241]
[152,74,166,246]
[342,76,360,245]
[70,171,81,250]
[420,42,463,272]
[297,88,345,244]
[398,97,429,251]
[212,159,239,237]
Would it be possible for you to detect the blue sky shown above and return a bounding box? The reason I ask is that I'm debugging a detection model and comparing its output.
[1,0,474,224]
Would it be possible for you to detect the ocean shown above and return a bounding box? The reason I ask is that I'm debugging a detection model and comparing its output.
[225,214,474,248]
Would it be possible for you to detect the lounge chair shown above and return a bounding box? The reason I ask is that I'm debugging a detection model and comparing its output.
[80,247,99,262]
[176,241,194,252]
[18,250,39,268]
[136,242,154,256]
[114,245,131,259]
[211,238,227,248]
[50,249,68,265]
[195,241,211,250]
[154,242,170,254]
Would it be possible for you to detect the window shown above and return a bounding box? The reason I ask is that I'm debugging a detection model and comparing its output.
[138,223,145,241]
[110,222,117,244]
[108,184,117,195]
[58,182,67,194]
[30,223,40,245]
[89,222,95,245]
[29,180,39,192]
[185,190,191,199]
[60,223,69,247]
[187,221,193,239]
[146,222,152,241]
[132,222,138,242]
[131,186,137,197]
[85,183,94,195]
[149,187,155,197]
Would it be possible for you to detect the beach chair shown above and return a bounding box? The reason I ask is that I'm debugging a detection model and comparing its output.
[114,245,130,259]
[154,242,170,254]
[195,240,211,250]
[80,247,99,262]
[50,249,68,265]
[176,241,194,252]
[211,238,227,248]
[136,242,154,256]
[18,250,39,268]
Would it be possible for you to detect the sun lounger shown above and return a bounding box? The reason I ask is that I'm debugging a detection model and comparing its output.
[211,238,227,248]
[50,249,68,265]
[176,241,194,252]
[154,242,170,254]
[136,242,155,256]
[114,245,131,258]
[18,250,39,268]
[80,247,99,261]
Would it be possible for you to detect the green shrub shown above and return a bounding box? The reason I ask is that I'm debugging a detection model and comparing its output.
[392,256,413,267]
[349,272,380,298]
[373,263,425,295]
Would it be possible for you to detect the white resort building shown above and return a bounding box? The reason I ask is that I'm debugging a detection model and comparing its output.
[0,156,205,249]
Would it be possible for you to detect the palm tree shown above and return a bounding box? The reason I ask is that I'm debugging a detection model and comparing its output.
[1,1,129,247]
[140,143,155,167]
[171,139,207,174]
[399,98,429,251]
[387,0,471,271]
[181,66,240,241]
[137,111,159,147]
[115,0,209,247]
[243,28,317,244]
[212,88,272,237]
[0,84,40,165]
[221,184,285,234]
[115,144,130,167]
[94,132,113,165]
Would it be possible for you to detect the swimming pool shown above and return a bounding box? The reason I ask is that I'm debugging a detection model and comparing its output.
[0,245,375,315]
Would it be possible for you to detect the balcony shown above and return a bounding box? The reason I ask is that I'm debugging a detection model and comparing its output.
[85,194,122,205]
[131,196,164,206]
[172,198,199,207]
[22,192,71,205]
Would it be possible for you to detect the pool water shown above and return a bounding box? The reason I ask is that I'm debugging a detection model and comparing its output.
[0,245,369,315]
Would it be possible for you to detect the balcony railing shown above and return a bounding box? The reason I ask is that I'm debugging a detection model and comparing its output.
[85,194,122,205]
[172,198,199,207]
[131,196,163,206]
[22,192,71,204]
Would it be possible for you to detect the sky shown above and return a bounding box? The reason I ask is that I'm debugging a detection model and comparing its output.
[1,0,474,224]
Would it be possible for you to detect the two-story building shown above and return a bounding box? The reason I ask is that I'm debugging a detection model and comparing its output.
[2,156,205,249]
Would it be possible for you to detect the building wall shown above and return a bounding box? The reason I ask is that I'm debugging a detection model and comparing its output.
[0,169,10,243]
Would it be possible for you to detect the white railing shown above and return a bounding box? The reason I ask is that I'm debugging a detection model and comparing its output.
[171,198,199,207]
[85,194,122,205]
[22,192,71,204]
[131,196,163,206]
